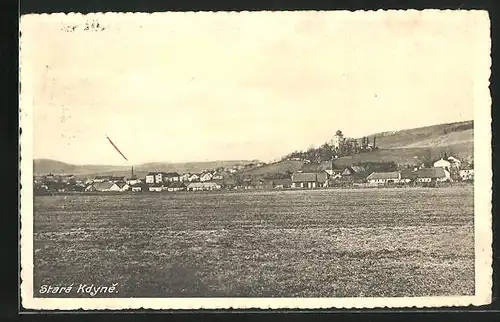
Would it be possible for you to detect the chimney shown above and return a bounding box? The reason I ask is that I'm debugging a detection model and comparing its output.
[373,135,376,148]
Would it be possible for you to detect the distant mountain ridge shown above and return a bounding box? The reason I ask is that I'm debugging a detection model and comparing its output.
[33,159,259,178]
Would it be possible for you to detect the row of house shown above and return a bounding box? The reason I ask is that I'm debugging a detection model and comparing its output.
[289,160,474,189]
[144,171,228,184]
[366,168,450,184]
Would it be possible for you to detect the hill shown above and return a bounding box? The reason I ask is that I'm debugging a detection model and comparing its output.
[33,159,258,178]
[370,120,473,150]
[247,120,474,175]
[333,143,472,167]
[33,159,129,176]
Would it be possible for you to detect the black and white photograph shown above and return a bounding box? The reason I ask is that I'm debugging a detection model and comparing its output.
[19,10,492,309]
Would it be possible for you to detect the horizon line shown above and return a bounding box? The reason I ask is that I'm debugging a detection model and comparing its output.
[33,118,473,167]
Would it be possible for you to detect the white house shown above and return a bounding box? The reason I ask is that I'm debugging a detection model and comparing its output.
[366,171,401,184]
[148,184,163,192]
[200,172,213,182]
[145,173,156,184]
[212,172,226,180]
[179,173,191,182]
[433,158,451,170]
[155,173,164,183]
[459,169,474,181]
[186,182,221,191]
[131,184,142,192]
[188,173,200,182]
[127,178,142,185]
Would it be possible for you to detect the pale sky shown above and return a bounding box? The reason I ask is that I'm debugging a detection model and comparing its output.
[20,11,488,165]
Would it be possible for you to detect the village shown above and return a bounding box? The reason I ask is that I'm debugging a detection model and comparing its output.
[33,130,474,194]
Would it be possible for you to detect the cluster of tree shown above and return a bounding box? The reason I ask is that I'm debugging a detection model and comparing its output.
[262,171,294,180]
[354,161,398,173]
[284,135,378,163]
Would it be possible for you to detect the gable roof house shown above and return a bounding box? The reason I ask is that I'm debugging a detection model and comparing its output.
[115,182,130,191]
[291,172,328,189]
[273,178,292,189]
[163,172,180,182]
[186,182,221,191]
[415,167,451,183]
[167,181,186,192]
[179,173,191,182]
[188,173,200,182]
[200,172,213,182]
[342,166,366,176]
[433,158,451,170]
[86,181,121,192]
[400,169,418,183]
[366,171,401,184]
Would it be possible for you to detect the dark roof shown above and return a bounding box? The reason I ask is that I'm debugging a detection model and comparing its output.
[115,182,128,188]
[273,178,292,186]
[292,172,328,183]
[367,171,400,180]
[292,172,317,182]
[168,181,185,188]
[92,182,117,190]
[130,183,143,187]
[95,175,112,179]
[146,172,157,176]
[416,167,447,178]
[350,166,365,173]
[401,170,418,179]
[164,172,180,177]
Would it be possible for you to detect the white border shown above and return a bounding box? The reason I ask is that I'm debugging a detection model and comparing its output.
[19,10,492,310]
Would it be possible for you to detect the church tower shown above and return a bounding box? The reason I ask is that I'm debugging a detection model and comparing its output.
[332,130,344,149]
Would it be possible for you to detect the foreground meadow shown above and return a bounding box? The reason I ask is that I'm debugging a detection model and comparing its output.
[33,187,474,297]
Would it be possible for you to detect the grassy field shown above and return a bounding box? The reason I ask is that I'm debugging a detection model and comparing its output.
[33,186,474,298]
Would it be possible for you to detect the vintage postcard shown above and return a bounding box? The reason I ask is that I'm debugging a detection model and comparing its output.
[19,10,492,310]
